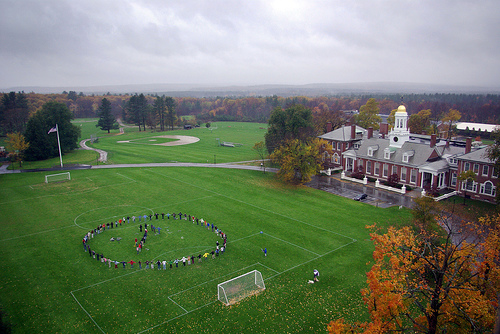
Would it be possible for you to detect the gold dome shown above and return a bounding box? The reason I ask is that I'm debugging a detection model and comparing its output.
[396,105,407,114]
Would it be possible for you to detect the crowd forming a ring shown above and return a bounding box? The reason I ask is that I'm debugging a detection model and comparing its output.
[82,212,227,270]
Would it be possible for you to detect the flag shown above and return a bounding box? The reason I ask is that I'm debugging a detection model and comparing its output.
[48,126,57,134]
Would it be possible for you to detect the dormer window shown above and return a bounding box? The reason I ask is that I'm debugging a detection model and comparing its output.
[367,145,379,157]
[384,148,394,160]
[402,150,414,163]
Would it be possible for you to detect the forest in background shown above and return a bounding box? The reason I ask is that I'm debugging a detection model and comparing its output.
[1,91,500,137]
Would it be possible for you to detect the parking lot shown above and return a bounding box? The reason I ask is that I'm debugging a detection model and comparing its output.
[307,175,416,208]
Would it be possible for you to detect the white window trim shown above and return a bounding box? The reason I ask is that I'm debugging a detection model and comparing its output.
[461,180,477,193]
[482,165,489,176]
[480,181,496,197]
[473,164,480,174]
[410,169,417,184]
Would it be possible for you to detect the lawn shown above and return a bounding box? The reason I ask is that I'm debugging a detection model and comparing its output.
[88,121,268,164]
[0,167,411,333]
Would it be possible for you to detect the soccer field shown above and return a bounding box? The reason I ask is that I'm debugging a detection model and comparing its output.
[0,167,410,333]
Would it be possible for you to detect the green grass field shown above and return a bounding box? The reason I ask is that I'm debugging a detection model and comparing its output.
[0,166,411,333]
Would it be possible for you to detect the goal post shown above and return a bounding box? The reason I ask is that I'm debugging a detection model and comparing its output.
[217,270,265,306]
[45,172,71,183]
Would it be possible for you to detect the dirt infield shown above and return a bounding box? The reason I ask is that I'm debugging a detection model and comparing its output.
[117,135,200,146]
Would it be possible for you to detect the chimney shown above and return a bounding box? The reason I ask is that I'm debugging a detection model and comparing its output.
[345,122,351,126]
[379,123,388,139]
[367,127,373,139]
[465,137,472,154]
[326,121,332,133]
[430,134,436,148]
[351,124,356,140]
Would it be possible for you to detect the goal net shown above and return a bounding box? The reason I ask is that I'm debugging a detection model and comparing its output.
[217,270,265,306]
[45,172,71,183]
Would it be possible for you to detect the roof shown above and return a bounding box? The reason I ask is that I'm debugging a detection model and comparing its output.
[455,147,493,164]
[352,137,449,169]
[456,122,499,133]
[319,125,366,142]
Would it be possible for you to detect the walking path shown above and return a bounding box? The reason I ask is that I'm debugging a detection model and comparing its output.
[79,139,107,162]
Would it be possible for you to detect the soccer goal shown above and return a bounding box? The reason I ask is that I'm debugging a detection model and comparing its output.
[217,270,265,306]
[45,172,71,183]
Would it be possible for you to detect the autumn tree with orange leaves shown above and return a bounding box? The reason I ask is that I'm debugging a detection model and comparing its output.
[328,197,500,334]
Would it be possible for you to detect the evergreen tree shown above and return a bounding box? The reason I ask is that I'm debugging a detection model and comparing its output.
[165,97,177,130]
[24,101,80,161]
[0,92,30,135]
[96,98,119,133]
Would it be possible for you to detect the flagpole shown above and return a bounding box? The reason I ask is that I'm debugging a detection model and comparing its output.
[55,124,63,167]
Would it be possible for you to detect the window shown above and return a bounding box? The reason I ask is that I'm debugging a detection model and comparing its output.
[480,181,496,197]
[374,162,380,176]
[383,164,388,178]
[337,142,341,150]
[366,161,372,174]
[464,162,470,171]
[473,164,479,174]
[410,169,417,184]
[449,158,457,165]
[402,150,414,163]
[462,180,477,193]
[401,167,407,182]
[384,150,390,159]
[354,143,360,149]
[482,165,489,176]
[392,165,398,175]
[332,153,340,164]
[451,172,457,187]
[367,147,373,157]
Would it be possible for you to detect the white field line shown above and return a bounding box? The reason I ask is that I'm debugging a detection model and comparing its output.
[264,232,321,256]
[70,291,106,334]
[0,224,77,242]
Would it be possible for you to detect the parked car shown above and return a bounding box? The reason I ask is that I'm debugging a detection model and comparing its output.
[354,193,367,201]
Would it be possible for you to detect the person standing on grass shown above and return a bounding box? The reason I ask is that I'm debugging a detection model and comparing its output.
[138,261,142,269]
[132,216,136,223]
[157,260,161,270]
[182,257,186,266]
[157,227,161,234]
[139,224,142,232]
[262,248,267,257]
[145,260,149,269]
[313,269,320,282]
[169,259,173,269]
[175,258,179,267]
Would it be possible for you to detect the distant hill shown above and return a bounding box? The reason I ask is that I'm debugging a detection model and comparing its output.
[3,82,500,97]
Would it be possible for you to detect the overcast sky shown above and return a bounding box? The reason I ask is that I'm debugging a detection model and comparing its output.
[1,0,499,90]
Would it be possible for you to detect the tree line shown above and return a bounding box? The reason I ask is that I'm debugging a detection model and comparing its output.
[2,92,500,136]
